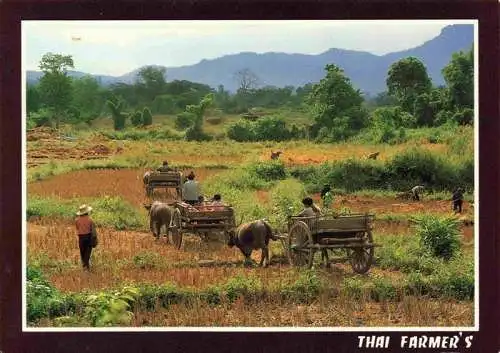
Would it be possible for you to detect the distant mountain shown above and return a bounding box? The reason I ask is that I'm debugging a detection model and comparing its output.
[26,24,473,95]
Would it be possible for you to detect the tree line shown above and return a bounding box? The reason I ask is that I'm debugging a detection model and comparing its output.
[27,46,473,142]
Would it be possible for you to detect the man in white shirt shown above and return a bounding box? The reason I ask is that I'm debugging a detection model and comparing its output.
[182,171,200,205]
[297,197,321,217]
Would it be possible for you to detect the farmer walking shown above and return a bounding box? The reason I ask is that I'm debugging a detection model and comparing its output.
[75,204,97,271]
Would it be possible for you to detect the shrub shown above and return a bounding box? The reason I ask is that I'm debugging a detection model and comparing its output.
[452,108,474,126]
[175,112,196,130]
[248,160,288,181]
[412,215,461,260]
[185,125,212,142]
[27,108,53,129]
[269,179,307,227]
[226,120,256,142]
[130,110,143,127]
[142,107,153,126]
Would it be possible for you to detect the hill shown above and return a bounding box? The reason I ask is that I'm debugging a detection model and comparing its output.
[26,24,473,95]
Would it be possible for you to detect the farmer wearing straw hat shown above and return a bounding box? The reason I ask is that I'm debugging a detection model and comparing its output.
[75,204,96,270]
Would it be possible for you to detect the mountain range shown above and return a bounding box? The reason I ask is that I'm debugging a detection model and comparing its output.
[26,24,474,95]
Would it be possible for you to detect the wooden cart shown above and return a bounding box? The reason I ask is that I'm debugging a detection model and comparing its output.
[144,170,183,199]
[168,201,236,249]
[281,213,377,274]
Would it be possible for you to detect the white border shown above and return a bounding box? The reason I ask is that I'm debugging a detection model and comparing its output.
[22,19,479,332]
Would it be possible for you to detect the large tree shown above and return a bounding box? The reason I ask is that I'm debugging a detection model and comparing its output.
[386,57,432,114]
[442,46,474,110]
[136,66,167,102]
[71,75,104,123]
[37,53,74,129]
[307,64,367,139]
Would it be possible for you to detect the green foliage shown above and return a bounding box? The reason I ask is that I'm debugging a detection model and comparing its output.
[38,53,75,129]
[84,286,139,326]
[27,84,41,115]
[151,94,178,114]
[136,66,167,102]
[175,112,196,130]
[130,110,143,127]
[106,97,127,130]
[452,108,474,126]
[227,116,302,142]
[282,270,323,302]
[388,147,457,190]
[93,196,144,230]
[133,252,163,269]
[27,108,54,129]
[442,47,474,110]
[307,64,368,140]
[386,57,432,115]
[101,127,182,141]
[142,107,153,126]
[248,160,288,181]
[71,75,105,124]
[268,179,307,228]
[223,275,262,302]
[185,125,213,142]
[412,215,461,260]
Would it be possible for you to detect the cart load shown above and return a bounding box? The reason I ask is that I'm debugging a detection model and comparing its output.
[144,170,183,198]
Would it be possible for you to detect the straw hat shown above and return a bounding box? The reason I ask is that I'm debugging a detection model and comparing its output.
[76,204,92,216]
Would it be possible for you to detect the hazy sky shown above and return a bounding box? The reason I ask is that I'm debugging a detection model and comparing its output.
[23,20,470,76]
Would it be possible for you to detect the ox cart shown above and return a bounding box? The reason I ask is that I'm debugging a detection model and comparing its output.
[144,170,183,198]
[279,213,377,274]
[168,201,236,249]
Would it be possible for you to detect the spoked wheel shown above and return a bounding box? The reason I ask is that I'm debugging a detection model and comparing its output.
[287,221,314,268]
[349,230,374,274]
[170,208,183,250]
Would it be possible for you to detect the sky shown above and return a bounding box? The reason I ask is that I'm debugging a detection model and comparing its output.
[23,20,469,76]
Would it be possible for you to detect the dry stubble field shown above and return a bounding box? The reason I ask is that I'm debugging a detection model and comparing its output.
[26,130,475,327]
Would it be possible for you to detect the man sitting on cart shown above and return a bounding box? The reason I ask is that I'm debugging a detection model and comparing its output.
[157,160,172,173]
[297,197,322,217]
[182,171,201,205]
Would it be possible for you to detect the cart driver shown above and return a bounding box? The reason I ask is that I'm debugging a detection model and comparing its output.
[297,197,321,217]
[182,171,200,205]
[157,160,172,172]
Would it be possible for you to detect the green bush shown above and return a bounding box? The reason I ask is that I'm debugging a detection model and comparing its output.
[452,108,474,126]
[151,94,178,114]
[226,120,256,142]
[185,125,212,142]
[175,112,196,130]
[142,107,153,126]
[412,215,461,260]
[248,160,288,181]
[130,111,143,127]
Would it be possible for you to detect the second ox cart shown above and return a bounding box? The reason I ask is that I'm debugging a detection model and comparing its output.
[278,212,378,274]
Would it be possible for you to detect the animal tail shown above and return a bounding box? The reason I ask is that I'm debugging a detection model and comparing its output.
[261,219,277,241]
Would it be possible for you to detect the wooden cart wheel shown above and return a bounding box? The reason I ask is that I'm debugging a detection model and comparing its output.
[287,221,313,268]
[170,208,183,249]
[349,230,374,274]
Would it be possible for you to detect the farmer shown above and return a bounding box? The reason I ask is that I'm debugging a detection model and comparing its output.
[452,187,464,213]
[182,171,201,205]
[157,160,171,172]
[297,197,322,217]
[320,184,333,209]
[410,185,425,201]
[75,204,96,271]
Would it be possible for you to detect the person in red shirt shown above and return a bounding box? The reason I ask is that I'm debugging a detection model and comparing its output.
[75,204,96,270]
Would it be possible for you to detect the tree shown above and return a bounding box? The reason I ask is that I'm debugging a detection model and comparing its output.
[442,46,474,110]
[386,57,432,115]
[37,53,74,129]
[142,107,153,126]
[307,64,368,140]
[26,84,41,115]
[234,68,259,93]
[106,96,127,130]
[71,75,104,123]
[136,66,167,102]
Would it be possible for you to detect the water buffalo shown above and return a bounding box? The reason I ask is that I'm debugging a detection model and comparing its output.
[143,171,152,185]
[227,219,277,267]
[144,201,174,241]
[270,151,283,160]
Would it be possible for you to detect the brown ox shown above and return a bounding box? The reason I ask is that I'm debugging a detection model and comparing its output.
[227,219,277,267]
[270,151,283,160]
[144,201,174,241]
